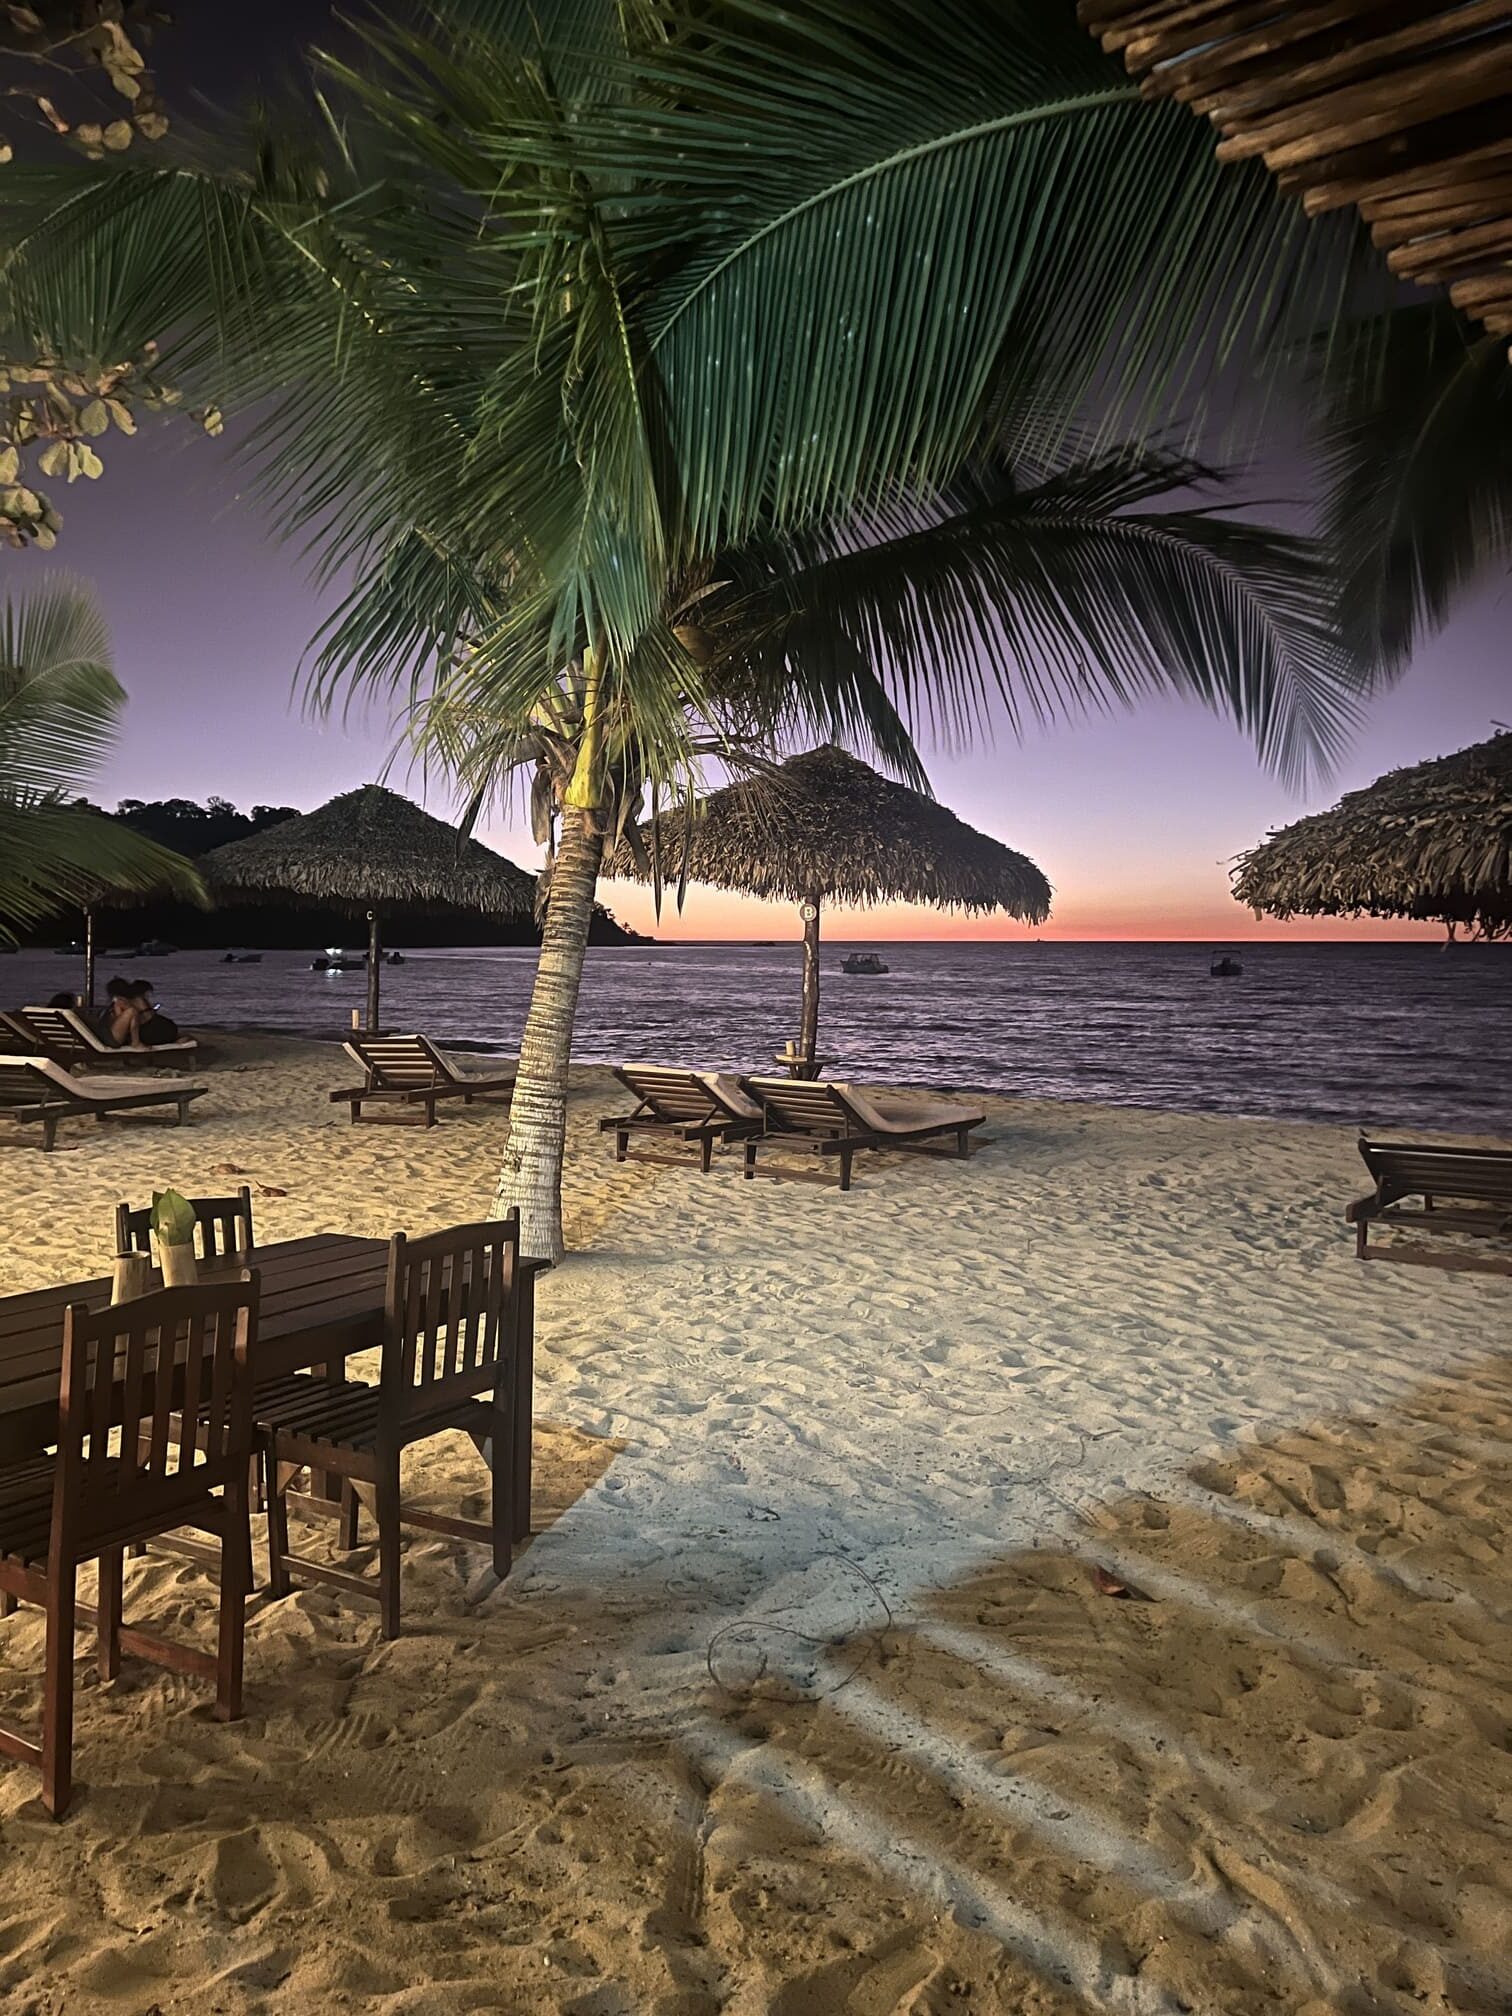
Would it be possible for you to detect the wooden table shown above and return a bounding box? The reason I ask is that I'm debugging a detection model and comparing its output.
[0,1234,546,1542]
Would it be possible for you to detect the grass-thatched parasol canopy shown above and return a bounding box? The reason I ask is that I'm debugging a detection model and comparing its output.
[610,745,1052,915]
[202,784,536,1026]
[608,745,1051,1065]
[1232,731,1512,942]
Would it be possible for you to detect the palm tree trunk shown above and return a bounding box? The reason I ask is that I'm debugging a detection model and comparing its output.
[492,806,605,1262]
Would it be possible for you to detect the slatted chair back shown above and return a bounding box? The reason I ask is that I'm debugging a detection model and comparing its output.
[1360,1138,1512,1206]
[114,1188,255,1262]
[18,1005,99,1060]
[381,1216,520,1426]
[0,1010,44,1054]
[0,1057,58,1109]
[55,1277,258,1554]
[348,1033,450,1091]
[741,1076,859,1138]
[617,1066,720,1122]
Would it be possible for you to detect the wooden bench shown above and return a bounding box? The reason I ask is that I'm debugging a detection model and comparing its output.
[1346,1137,1512,1275]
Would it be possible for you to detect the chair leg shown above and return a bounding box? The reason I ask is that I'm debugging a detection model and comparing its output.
[375,1465,402,1641]
[0,1590,15,1619]
[839,1145,854,1192]
[489,1416,512,1582]
[97,1548,123,1683]
[41,1567,76,1818]
[744,1139,758,1180]
[700,1132,714,1174]
[216,1485,251,1723]
[339,1481,361,1552]
[264,1456,291,1601]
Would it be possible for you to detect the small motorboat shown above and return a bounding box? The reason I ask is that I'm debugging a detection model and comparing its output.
[311,948,367,972]
[139,939,177,957]
[1209,953,1243,978]
[53,941,87,957]
[223,951,262,963]
[842,951,889,975]
[386,950,406,965]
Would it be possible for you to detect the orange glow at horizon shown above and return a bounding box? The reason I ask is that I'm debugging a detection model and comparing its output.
[602,882,1452,943]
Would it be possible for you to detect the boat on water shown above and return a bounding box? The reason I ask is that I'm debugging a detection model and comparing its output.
[222,951,263,964]
[842,951,889,975]
[311,948,367,972]
[1210,953,1243,977]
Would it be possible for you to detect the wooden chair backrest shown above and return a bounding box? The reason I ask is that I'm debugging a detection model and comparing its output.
[0,1057,61,1108]
[1360,1137,1512,1205]
[56,1276,258,1554]
[115,1188,255,1262]
[380,1216,519,1424]
[20,1005,99,1058]
[616,1066,719,1122]
[740,1076,860,1139]
[0,1010,43,1054]
[349,1033,448,1090]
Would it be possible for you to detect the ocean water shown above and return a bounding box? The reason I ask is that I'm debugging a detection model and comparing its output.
[3,939,1507,1135]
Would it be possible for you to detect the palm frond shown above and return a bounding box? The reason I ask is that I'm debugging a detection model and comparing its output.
[715,455,1365,789]
[1319,303,1512,671]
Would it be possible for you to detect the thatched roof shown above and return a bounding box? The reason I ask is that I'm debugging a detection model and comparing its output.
[1232,730,1512,938]
[607,745,1052,918]
[202,784,535,916]
[1078,0,1512,355]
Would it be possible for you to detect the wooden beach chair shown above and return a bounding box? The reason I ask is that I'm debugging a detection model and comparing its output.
[599,1065,763,1171]
[260,1218,520,1637]
[1345,1137,1512,1275]
[330,1032,516,1127]
[10,1003,197,1071]
[738,1077,986,1190]
[0,1056,207,1151]
[0,1278,258,1817]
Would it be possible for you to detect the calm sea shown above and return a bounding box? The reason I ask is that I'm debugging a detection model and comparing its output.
[4,940,1508,1135]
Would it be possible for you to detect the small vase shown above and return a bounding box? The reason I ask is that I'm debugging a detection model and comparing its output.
[157,1240,198,1288]
[111,1250,152,1305]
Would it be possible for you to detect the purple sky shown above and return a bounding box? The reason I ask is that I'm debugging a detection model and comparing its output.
[20,0,1511,941]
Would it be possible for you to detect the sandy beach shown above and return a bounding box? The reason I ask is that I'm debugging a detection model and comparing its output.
[0,1034,1508,2015]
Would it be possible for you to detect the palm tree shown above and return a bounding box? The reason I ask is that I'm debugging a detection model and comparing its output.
[0,575,203,942]
[0,3,1372,1256]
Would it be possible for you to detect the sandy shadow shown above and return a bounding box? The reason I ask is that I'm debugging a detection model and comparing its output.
[676,1352,1512,2015]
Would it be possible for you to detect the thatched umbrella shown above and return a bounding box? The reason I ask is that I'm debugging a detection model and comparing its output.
[1232,730,1512,942]
[202,784,536,1028]
[607,745,1052,1068]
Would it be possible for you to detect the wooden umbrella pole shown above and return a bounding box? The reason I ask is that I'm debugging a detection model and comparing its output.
[798,894,821,1070]
[82,907,95,1013]
[366,909,381,1032]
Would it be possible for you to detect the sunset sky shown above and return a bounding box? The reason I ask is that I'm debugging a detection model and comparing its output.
[24,0,1511,945]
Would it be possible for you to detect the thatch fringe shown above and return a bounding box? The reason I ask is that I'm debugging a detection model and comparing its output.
[1078,0,1512,355]
[1232,730,1512,938]
[607,745,1052,919]
[203,784,535,916]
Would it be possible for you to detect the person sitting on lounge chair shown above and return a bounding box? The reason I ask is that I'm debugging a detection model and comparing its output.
[104,975,180,1049]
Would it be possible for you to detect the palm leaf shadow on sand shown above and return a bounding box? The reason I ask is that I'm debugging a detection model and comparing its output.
[680,1352,1512,2016]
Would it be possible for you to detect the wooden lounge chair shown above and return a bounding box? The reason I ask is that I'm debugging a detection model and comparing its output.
[330,1033,516,1127]
[0,1278,258,1817]
[1346,1137,1512,1275]
[0,1056,207,1151]
[7,1004,197,1071]
[738,1077,987,1190]
[599,1065,764,1171]
[261,1217,520,1637]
